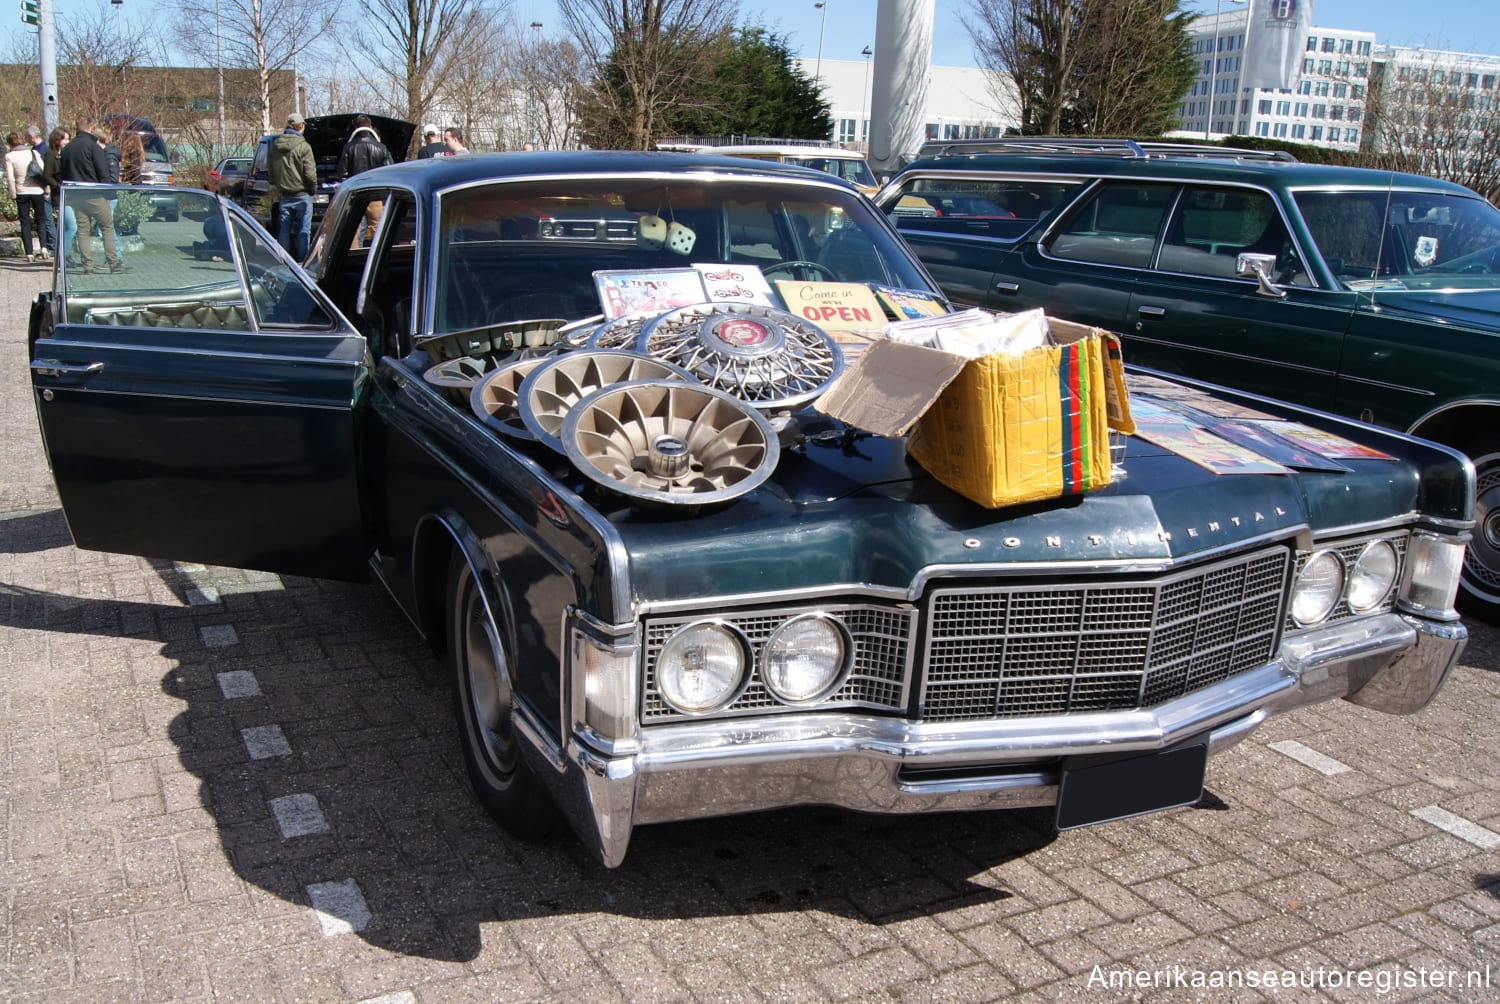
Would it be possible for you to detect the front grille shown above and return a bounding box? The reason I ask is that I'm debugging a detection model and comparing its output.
[641,604,915,722]
[920,547,1291,721]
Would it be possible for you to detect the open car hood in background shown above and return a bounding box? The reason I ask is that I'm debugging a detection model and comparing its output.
[302,114,418,164]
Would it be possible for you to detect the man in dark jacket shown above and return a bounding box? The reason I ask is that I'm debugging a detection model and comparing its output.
[338,116,393,246]
[337,115,392,179]
[58,118,127,273]
[268,112,318,259]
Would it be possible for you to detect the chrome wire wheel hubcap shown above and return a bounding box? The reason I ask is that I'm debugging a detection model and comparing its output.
[462,585,517,778]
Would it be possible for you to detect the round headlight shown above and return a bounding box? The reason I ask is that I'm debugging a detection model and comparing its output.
[1347,540,1399,612]
[762,615,850,704]
[656,622,748,715]
[1291,550,1345,626]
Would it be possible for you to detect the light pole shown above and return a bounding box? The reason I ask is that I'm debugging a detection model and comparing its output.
[529,21,543,148]
[860,45,872,150]
[1204,0,1247,139]
[215,0,224,151]
[813,3,827,83]
[111,0,126,114]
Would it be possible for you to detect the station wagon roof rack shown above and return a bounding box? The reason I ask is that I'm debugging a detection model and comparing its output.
[917,137,1298,163]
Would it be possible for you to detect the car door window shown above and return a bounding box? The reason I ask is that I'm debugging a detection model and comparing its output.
[885,176,1084,240]
[1157,186,1313,287]
[63,186,252,330]
[229,214,335,328]
[1045,182,1176,268]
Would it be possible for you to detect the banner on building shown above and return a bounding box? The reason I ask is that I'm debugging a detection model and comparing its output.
[1241,0,1314,92]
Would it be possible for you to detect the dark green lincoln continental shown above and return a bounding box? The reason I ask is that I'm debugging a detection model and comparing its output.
[876,140,1500,621]
[28,157,1472,866]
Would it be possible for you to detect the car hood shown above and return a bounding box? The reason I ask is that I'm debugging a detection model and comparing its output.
[609,383,1467,604]
[1366,286,1500,330]
[302,114,417,163]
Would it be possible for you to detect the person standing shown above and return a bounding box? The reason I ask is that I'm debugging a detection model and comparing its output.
[5,131,49,261]
[268,112,317,260]
[41,128,68,260]
[58,118,127,274]
[417,124,446,159]
[24,125,55,255]
[337,115,392,179]
[443,127,470,156]
[98,131,124,260]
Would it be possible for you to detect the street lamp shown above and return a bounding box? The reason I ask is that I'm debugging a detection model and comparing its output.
[111,0,126,114]
[529,22,543,148]
[860,45,872,149]
[1204,0,1248,139]
[814,3,827,84]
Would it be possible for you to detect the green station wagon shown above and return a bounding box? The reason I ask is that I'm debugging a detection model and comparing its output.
[876,140,1500,620]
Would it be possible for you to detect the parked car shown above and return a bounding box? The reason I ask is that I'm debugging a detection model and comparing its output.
[104,114,178,221]
[206,155,252,198]
[875,138,1500,619]
[240,113,416,228]
[710,144,881,194]
[28,155,1471,867]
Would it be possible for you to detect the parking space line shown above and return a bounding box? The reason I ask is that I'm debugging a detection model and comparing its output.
[1410,805,1500,849]
[216,670,261,699]
[307,879,371,936]
[269,793,331,838]
[1268,739,1352,776]
[241,724,292,760]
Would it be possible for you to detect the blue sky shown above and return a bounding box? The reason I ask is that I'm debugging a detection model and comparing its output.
[39,0,1500,72]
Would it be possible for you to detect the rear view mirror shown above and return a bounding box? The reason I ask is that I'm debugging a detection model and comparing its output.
[1237,252,1287,298]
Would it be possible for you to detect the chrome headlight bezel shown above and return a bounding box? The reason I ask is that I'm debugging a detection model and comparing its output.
[761,614,852,705]
[654,620,751,716]
[1346,539,1399,612]
[1291,549,1345,627]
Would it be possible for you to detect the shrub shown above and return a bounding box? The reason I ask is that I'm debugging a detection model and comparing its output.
[112,191,153,235]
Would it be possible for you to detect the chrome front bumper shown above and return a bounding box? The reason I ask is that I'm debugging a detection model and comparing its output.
[540,612,1465,867]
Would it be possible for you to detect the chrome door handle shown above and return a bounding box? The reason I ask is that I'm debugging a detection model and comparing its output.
[994,281,1020,295]
[1137,306,1166,319]
[31,359,105,377]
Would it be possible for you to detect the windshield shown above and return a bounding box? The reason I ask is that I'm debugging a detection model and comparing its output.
[1294,189,1500,290]
[433,177,933,336]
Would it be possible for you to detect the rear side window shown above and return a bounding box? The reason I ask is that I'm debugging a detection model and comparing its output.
[1045,182,1176,268]
[884,176,1084,240]
[1157,186,1313,286]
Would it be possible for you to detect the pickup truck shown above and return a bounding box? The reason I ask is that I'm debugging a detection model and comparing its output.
[27,158,1472,867]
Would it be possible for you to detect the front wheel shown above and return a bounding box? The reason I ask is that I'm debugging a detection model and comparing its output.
[446,554,558,838]
[1459,436,1500,623]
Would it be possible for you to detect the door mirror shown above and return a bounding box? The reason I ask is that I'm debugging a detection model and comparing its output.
[1237,252,1287,298]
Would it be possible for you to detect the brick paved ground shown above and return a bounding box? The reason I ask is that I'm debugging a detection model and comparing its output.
[2,253,1498,1002]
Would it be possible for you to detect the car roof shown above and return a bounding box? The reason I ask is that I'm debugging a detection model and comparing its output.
[711,145,869,161]
[336,149,862,195]
[897,147,1482,197]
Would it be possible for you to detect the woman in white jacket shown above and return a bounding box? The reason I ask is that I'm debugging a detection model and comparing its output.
[5,130,50,261]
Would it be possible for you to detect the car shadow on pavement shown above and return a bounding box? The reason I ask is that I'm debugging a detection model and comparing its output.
[0,508,72,553]
[0,556,1069,964]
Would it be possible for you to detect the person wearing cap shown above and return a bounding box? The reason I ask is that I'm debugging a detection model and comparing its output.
[268,112,317,259]
[417,124,446,159]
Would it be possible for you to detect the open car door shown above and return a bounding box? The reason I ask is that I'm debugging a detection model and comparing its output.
[28,185,370,581]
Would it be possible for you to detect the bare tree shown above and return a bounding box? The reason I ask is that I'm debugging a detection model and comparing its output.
[171,0,340,136]
[528,38,589,150]
[434,7,516,148]
[1364,56,1500,203]
[963,0,1194,137]
[55,1,164,127]
[557,0,736,150]
[962,0,1080,136]
[350,0,509,150]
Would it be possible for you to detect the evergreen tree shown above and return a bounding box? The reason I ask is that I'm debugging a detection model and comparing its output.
[669,27,834,140]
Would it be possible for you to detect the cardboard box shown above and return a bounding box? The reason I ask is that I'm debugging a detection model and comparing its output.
[815,317,1133,508]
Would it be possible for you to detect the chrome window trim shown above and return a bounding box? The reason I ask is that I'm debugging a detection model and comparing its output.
[1035,176,1325,290]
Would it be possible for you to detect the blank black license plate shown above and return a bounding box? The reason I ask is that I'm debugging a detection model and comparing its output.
[1056,736,1208,830]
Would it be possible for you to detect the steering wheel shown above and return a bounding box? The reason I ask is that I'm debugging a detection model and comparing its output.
[247,261,289,302]
[764,259,838,281]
